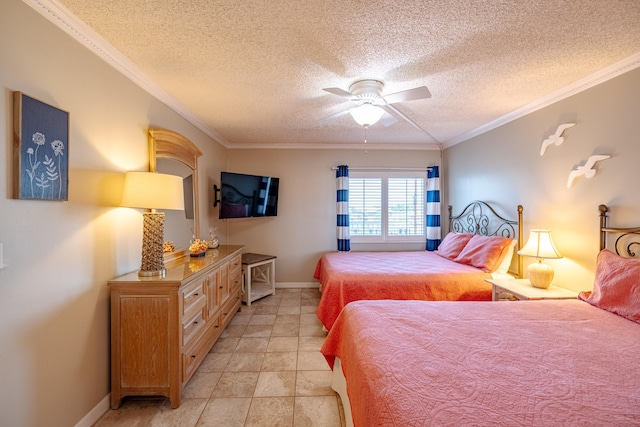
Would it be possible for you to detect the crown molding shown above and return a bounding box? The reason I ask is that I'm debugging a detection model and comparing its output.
[444,52,640,149]
[22,0,231,147]
[226,141,442,151]
[22,0,640,151]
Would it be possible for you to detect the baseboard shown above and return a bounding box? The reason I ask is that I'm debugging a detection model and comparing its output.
[276,282,320,289]
[75,393,110,427]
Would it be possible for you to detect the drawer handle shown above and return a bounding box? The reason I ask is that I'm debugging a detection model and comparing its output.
[193,321,198,325]
[191,355,196,359]
[194,293,199,297]
[219,286,223,289]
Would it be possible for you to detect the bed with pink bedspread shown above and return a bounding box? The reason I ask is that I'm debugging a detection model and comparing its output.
[315,201,523,330]
[315,251,495,330]
[320,204,640,426]
[322,298,640,426]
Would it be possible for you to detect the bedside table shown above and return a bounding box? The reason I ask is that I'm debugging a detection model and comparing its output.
[486,278,579,301]
[241,253,276,306]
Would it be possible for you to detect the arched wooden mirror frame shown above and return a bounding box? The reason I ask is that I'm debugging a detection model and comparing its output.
[148,128,203,258]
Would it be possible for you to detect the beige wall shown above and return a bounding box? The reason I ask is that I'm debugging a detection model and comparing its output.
[0,1,226,425]
[2,0,638,425]
[225,149,441,284]
[445,67,640,291]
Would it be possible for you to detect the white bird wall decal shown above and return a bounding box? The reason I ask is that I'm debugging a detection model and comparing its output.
[540,123,576,156]
[567,155,611,188]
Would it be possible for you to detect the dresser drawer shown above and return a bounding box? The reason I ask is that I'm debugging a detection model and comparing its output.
[182,334,207,384]
[229,255,242,294]
[230,270,241,293]
[182,314,220,383]
[181,279,206,316]
[220,291,241,329]
[229,254,242,276]
[182,303,206,347]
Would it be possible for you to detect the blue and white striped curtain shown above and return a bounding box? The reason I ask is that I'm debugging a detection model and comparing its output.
[426,166,441,251]
[336,165,350,252]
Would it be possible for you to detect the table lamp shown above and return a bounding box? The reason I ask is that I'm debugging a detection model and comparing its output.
[517,229,562,289]
[121,171,185,277]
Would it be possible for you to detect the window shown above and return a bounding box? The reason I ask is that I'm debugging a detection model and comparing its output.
[349,171,425,242]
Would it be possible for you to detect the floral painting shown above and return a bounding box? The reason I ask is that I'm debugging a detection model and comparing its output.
[13,92,69,201]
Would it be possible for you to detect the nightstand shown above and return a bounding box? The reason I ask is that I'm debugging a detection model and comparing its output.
[487,278,579,301]
[241,253,276,306]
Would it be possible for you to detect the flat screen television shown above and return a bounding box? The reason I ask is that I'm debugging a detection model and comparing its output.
[216,171,279,219]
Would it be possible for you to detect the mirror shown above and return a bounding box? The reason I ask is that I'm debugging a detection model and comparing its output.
[148,128,202,256]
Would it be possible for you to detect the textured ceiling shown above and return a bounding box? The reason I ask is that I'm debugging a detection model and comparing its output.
[51,0,640,149]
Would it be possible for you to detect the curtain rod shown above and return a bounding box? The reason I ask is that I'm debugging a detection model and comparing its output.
[330,166,436,171]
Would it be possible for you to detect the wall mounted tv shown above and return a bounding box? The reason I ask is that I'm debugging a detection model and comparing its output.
[214,172,279,219]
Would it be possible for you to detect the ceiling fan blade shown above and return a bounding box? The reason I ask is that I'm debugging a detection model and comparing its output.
[320,108,352,122]
[382,86,431,104]
[379,104,402,120]
[322,87,354,98]
[381,104,428,133]
[379,112,398,127]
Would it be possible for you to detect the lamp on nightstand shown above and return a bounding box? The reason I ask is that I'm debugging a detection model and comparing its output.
[518,230,562,289]
[121,171,185,278]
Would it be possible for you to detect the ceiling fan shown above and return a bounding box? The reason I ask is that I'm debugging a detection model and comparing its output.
[322,79,431,131]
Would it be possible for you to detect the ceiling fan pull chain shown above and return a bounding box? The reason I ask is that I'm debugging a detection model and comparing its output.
[364,127,368,154]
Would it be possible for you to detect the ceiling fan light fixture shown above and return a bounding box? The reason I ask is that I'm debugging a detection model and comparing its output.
[349,104,384,127]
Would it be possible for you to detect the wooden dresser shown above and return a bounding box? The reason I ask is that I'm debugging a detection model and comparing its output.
[108,245,243,409]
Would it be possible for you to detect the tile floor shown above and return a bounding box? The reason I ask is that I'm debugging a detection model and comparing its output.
[93,288,346,427]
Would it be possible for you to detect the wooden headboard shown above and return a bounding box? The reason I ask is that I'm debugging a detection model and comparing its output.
[599,204,640,257]
[448,200,524,277]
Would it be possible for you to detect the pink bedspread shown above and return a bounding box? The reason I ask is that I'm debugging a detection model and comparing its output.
[321,299,640,426]
[314,251,492,330]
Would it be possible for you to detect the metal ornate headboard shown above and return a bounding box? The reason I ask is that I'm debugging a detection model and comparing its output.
[599,204,640,258]
[448,200,524,277]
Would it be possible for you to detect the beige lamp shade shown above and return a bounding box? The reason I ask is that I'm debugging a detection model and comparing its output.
[121,171,185,277]
[349,104,385,127]
[518,230,562,289]
[121,171,185,210]
[518,230,562,259]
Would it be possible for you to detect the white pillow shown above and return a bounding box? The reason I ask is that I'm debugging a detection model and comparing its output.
[495,239,517,275]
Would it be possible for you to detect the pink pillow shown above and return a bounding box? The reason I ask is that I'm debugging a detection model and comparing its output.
[453,235,514,273]
[435,233,473,260]
[579,249,640,323]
